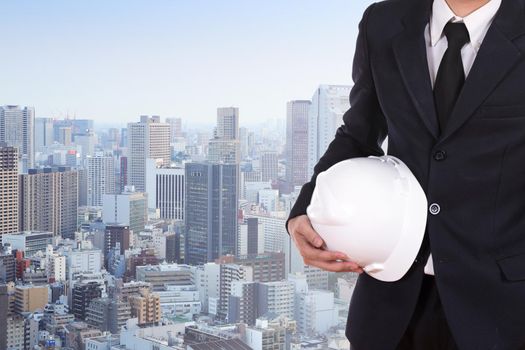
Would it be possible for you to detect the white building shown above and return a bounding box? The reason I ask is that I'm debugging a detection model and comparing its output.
[127,116,171,192]
[2,231,53,257]
[295,290,339,335]
[145,158,184,221]
[258,189,279,212]
[102,187,147,235]
[307,85,351,179]
[156,285,201,318]
[62,248,103,283]
[260,281,295,319]
[245,213,287,253]
[87,154,115,207]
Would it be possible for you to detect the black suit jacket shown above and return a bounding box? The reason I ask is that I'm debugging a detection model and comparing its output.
[286,0,525,349]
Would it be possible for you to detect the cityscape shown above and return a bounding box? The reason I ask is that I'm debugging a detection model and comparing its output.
[0,2,374,350]
[0,85,361,350]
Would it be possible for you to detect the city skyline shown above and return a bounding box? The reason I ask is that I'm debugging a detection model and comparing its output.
[0,0,373,126]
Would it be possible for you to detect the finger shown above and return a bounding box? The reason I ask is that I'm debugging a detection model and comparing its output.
[305,259,364,273]
[297,219,324,248]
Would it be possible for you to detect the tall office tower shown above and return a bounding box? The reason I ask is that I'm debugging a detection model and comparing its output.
[286,100,310,190]
[0,105,35,171]
[35,118,54,152]
[102,187,147,235]
[166,117,183,140]
[260,152,278,182]
[145,159,184,220]
[210,107,241,163]
[58,126,72,146]
[184,162,239,265]
[75,131,97,159]
[307,85,351,178]
[19,167,79,239]
[86,155,115,206]
[127,116,171,192]
[119,156,128,192]
[217,107,239,140]
[0,145,19,236]
[208,139,241,164]
[239,127,248,160]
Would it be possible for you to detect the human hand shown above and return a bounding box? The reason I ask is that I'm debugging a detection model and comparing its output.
[288,215,364,273]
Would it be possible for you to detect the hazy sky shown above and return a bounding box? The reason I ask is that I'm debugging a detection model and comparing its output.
[1,0,374,127]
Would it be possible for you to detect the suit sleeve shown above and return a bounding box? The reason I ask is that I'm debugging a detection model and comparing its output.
[285,3,388,234]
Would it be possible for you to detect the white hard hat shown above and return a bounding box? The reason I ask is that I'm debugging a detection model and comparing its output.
[306,155,428,282]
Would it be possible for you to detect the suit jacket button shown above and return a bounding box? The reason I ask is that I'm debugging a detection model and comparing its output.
[429,203,441,215]
[433,150,447,161]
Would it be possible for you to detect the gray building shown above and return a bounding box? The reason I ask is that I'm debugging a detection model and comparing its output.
[0,105,34,171]
[85,297,131,334]
[184,162,239,265]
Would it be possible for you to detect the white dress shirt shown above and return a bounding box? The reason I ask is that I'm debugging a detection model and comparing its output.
[423,0,501,275]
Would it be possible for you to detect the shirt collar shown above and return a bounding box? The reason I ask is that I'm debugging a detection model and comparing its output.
[430,0,502,51]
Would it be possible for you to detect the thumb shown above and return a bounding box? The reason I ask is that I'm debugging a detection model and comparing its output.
[301,219,324,248]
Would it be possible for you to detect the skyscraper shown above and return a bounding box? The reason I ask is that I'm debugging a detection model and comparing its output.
[0,145,19,237]
[0,105,35,171]
[102,187,147,235]
[86,154,115,207]
[35,117,54,152]
[145,159,184,221]
[185,162,239,265]
[166,117,183,141]
[260,152,278,182]
[127,116,171,192]
[286,100,310,190]
[19,167,79,238]
[307,85,351,179]
[217,107,239,140]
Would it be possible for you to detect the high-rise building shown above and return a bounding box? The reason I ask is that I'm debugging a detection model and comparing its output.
[286,100,310,190]
[14,285,48,313]
[102,186,147,234]
[128,288,161,326]
[145,159,184,220]
[237,218,264,256]
[260,152,278,182]
[75,131,97,160]
[259,281,295,319]
[0,285,8,349]
[0,105,35,171]
[166,117,183,140]
[127,116,171,192]
[307,85,351,178]
[0,145,19,236]
[85,297,131,334]
[228,281,259,325]
[217,107,239,140]
[19,167,78,238]
[72,281,102,320]
[217,253,285,283]
[185,163,239,265]
[119,156,128,192]
[104,225,130,260]
[35,117,54,152]
[86,155,115,207]
[217,263,253,319]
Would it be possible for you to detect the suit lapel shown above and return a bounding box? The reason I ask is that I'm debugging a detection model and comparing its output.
[392,0,440,139]
[439,0,525,143]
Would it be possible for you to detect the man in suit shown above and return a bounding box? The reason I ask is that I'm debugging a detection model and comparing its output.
[286,0,525,349]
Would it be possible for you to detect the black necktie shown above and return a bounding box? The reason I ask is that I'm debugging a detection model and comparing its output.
[433,22,470,134]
